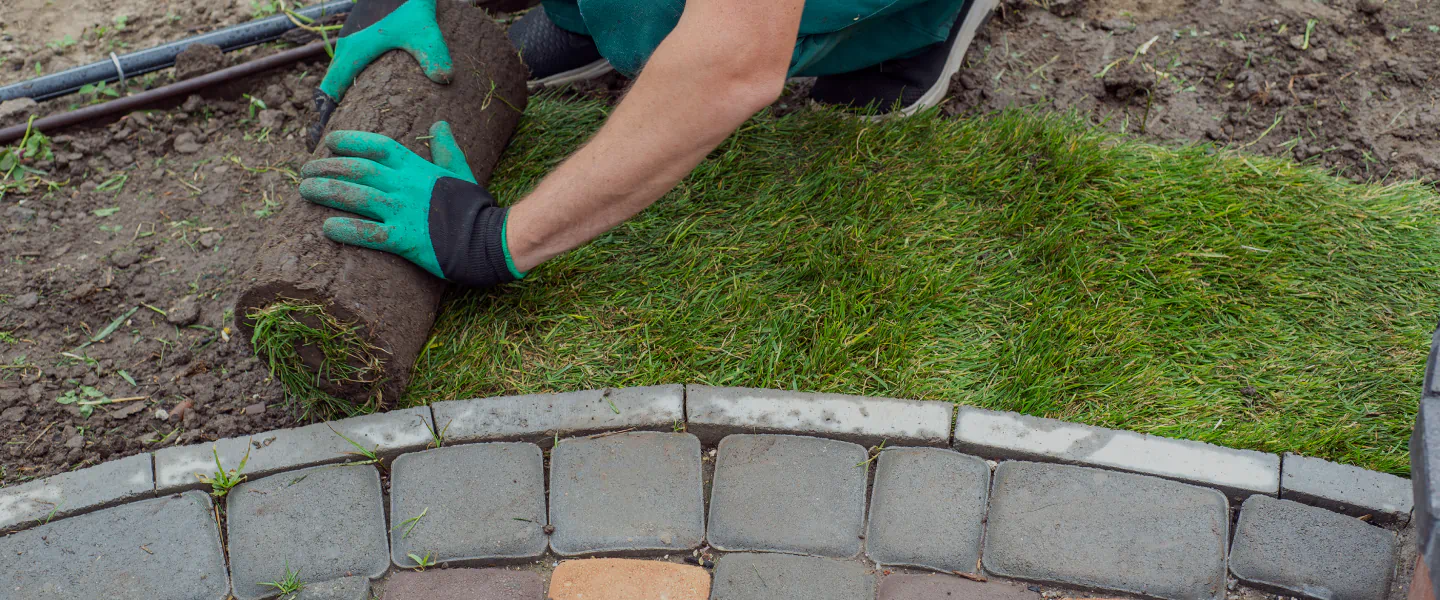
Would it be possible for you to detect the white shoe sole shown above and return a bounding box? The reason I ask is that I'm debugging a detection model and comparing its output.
[528,58,616,90]
[865,0,999,122]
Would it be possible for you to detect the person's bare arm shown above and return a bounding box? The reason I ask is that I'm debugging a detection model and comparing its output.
[502,0,805,272]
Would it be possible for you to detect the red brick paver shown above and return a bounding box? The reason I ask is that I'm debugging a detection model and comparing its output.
[879,574,1044,600]
[385,568,544,600]
[548,558,710,600]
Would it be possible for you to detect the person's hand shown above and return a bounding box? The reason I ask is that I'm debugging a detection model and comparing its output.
[311,0,454,142]
[299,122,526,288]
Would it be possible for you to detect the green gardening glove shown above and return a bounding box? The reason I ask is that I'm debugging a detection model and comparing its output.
[311,0,454,146]
[299,121,526,288]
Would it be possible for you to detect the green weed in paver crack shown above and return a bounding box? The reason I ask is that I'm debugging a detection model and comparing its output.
[195,444,252,498]
[259,562,305,598]
[247,300,387,420]
[394,507,428,539]
[327,424,381,467]
[407,551,436,571]
[412,95,1440,475]
[857,440,889,469]
[422,417,452,448]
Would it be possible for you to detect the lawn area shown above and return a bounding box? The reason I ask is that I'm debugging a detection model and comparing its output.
[407,94,1440,475]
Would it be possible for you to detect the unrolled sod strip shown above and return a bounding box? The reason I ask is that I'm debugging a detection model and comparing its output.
[236,1,527,416]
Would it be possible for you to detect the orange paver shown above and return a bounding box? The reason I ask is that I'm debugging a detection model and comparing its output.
[547,558,710,600]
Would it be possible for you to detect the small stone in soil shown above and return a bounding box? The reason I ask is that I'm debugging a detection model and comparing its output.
[169,400,194,422]
[65,434,85,449]
[243,403,266,417]
[13,292,38,309]
[166,296,200,326]
[198,232,220,249]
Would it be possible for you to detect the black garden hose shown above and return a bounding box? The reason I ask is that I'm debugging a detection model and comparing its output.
[0,0,353,103]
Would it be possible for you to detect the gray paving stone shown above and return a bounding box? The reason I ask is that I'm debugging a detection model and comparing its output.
[0,452,152,532]
[390,443,548,567]
[154,406,434,493]
[707,434,868,558]
[953,405,1279,497]
[1282,453,1413,524]
[0,491,228,600]
[226,465,389,600]
[384,569,545,600]
[865,447,989,574]
[710,553,874,600]
[296,576,371,600]
[878,574,1044,600]
[984,461,1229,600]
[1230,495,1398,600]
[686,385,952,447]
[550,431,705,556]
[1413,394,1440,586]
[433,386,684,447]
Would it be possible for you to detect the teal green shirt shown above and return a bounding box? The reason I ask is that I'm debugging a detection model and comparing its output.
[540,0,971,78]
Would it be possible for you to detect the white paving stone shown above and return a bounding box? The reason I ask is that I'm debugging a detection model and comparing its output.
[432,386,683,447]
[153,407,433,493]
[1282,453,1413,524]
[953,405,1278,497]
[685,385,952,447]
[0,453,153,532]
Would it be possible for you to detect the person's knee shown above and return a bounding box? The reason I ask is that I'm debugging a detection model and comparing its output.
[576,0,684,75]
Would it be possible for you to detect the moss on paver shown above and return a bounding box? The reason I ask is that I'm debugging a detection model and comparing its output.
[410,95,1440,475]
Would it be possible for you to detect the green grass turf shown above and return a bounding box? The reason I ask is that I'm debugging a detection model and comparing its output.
[407,94,1440,475]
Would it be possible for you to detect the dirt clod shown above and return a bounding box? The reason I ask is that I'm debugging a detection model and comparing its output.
[258,109,286,131]
[174,43,226,81]
[166,296,200,326]
[173,132,202,154]
[0,97,38,121]
[13,292,39,309]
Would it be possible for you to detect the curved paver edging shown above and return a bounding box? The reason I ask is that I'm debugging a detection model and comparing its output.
[0,384,1413,600]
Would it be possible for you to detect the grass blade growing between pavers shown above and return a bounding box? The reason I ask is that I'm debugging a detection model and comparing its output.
[410,95,1440,475]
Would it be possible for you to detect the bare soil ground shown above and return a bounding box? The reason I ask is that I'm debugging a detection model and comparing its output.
[1,64,326,483]
[1,0,268,87]
[2,0,1436,483]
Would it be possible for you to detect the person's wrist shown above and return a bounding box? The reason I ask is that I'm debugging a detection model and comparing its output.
[500,214,527,280]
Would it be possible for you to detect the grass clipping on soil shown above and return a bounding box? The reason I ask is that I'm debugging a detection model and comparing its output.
[407,94,1440,475]
[247,300,387,419]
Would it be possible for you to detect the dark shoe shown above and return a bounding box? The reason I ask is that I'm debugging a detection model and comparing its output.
[810,0,997,118]
[506,7,614,89]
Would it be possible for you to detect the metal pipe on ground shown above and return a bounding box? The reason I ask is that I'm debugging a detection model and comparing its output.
[0,0,352,103]
[0,42,329,146]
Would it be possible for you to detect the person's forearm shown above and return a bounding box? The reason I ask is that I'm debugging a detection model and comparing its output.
[503,12,794,272]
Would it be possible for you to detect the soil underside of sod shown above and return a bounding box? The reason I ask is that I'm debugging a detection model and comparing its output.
[2,0,1438,482]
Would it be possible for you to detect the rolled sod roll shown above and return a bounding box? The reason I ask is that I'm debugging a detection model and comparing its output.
[237,1,527,416]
